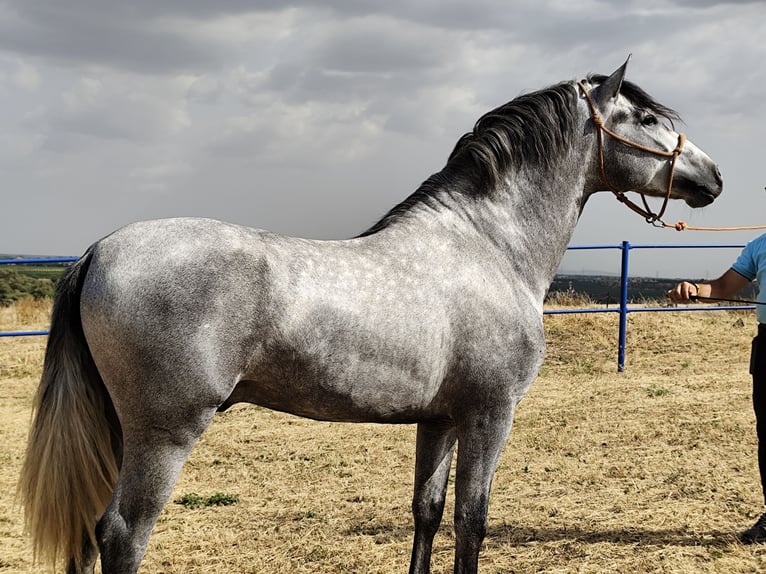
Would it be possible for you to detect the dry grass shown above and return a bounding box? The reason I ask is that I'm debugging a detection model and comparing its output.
[3,300,766,572]
[0,298,51,335]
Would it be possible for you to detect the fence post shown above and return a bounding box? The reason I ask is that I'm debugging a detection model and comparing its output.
[617,240,630,372]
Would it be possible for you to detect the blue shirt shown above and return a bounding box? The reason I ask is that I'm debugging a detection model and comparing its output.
[731,233,766,323]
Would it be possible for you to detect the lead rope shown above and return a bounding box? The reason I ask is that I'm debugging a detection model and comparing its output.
[578,81,766,232]
[669,222,766,231]
[691,295,766,305]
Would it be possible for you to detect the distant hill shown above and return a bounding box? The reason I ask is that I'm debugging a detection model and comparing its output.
[549,273,758,305]
[0,253,69,260]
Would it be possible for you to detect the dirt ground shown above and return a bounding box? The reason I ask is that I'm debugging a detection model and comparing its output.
[2,301,766,573]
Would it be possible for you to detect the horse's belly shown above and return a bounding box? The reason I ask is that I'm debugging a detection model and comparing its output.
[228,360,446,423]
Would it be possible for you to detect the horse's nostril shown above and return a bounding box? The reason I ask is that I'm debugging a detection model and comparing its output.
[714,165,723,186]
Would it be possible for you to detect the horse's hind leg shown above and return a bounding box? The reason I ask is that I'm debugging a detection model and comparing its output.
[409,422,457,574]
[66,538,98,574]
[96,407,217,574]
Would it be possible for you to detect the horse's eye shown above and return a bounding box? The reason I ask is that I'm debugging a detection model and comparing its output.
[642,114,658,127]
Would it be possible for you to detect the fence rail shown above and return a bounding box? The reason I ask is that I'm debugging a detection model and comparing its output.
[0,243,754,370]
[544,241,752,371]
[0,256,77,339]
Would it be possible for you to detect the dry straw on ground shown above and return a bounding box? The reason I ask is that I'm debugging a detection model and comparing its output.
[2,298,766,573]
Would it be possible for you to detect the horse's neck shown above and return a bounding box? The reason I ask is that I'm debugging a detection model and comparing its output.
[473,176,585,298]
[377,169,586,302]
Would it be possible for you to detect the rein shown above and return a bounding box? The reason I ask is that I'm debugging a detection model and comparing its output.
[578,81,686,228]
[691,295,766,305]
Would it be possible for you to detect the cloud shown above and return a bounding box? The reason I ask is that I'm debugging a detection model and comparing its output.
[23,75,192,148]
[10,58,40,90]
[0,0,764,270]
[128,161,193,193]
[205,99,385,164]
[0,2,226,74]
[186,75,221,103]
[670,0,762,6]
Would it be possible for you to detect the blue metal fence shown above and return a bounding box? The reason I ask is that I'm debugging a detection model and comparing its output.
[0,257,77,338]
[544,241,753,371]
[0,244,754,371]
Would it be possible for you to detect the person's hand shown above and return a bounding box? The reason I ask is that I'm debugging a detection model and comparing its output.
[666,281,699,302]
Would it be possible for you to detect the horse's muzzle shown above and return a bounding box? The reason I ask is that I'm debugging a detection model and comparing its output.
[676,168,723,208]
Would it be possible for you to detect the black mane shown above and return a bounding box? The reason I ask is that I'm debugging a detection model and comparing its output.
[448,81,580,183]
[358,81,581,237]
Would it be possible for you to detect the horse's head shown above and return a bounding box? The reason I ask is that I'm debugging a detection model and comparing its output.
[581,59,723,216]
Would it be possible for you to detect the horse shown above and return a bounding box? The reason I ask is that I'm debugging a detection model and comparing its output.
[19,59,723,574]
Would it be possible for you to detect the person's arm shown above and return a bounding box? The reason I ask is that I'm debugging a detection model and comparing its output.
[667,268,751,302]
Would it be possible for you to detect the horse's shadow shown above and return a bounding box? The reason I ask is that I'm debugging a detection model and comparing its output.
[345,522,738,549]
[485,523,737,549]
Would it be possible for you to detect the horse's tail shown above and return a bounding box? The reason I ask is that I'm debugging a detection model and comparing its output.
[18,248,121,570]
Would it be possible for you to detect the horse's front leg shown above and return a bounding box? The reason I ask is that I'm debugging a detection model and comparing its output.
[409,422,457,574]
[452,406,516,574]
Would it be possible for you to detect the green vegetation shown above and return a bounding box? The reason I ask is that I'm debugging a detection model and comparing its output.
[174,492,239,510]
[12,265,67,281]
[645,384,672,397]
[0,268,58,306]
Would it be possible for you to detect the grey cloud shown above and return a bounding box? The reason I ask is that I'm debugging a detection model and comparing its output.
[186,76,222,103]
[230,13,461,133]
[18,75,191,149]
[0,0,764,266]
[670,0,763,6]
[315,28,445,75]
[0,2,225,73]
[0,0,522,76]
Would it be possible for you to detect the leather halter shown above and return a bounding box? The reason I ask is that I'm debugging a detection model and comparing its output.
[578,81,686,226]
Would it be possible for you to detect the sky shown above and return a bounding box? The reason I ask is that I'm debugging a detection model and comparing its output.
[1,0,764,278]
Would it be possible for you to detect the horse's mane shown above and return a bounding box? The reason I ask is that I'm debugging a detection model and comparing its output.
[358,81,579,237]
[448,81,580,181]
[358,75,679,237]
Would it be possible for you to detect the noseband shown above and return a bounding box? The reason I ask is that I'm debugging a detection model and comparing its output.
[578,81,686,226]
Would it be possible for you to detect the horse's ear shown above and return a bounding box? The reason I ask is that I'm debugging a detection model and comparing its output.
[592,55,630,109]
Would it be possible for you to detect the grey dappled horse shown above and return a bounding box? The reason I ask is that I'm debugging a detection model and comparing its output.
[20,61,722,574]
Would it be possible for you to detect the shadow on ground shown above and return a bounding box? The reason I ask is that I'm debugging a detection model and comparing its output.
[345,520,740,549]
[486,523,738,548]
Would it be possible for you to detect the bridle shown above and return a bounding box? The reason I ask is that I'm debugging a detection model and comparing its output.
[578,81,686,227]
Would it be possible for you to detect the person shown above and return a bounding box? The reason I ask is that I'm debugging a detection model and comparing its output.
[667,233,766,543]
